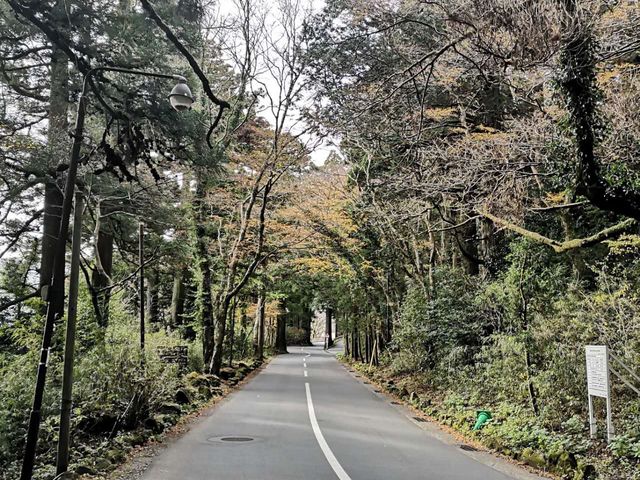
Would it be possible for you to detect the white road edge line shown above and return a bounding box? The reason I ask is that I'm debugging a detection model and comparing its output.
[305,383,352,480]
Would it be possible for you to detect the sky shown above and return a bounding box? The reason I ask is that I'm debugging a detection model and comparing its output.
[215,0,336,166]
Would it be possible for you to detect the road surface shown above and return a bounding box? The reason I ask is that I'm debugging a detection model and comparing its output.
[139,345,543,480]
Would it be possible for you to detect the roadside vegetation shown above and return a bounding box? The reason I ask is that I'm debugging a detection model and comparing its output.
[301,2,640,479]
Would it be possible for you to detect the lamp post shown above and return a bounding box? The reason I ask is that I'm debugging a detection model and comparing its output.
[21,66,193,480]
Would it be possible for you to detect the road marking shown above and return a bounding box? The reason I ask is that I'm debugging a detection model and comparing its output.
[304,370,308,377]
[305,383,352,480]
[306,353,311,358]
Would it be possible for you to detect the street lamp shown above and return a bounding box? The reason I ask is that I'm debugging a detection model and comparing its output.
[169,76,194,111]
[21,66,193,480]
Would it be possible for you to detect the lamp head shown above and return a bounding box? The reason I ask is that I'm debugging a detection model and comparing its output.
[169,79,194,111]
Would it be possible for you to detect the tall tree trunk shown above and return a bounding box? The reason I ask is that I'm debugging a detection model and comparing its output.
[91,204,113,327]
[351,328,359,361]
[518,251,539,416]
[199,249,214,364]
[458,214,480,275]
[210,298,230,375]
[40,4,68,305]
[146,269,159,329]
[238,306,249,358]
[369,326,378,367]
[228,298,237,367]
[266,317,274,348]
[426,208,436,295]
[40,184,63,303]
[477,217,493,278]
[377,321,386,353]
[170,270,186,328]
[344,330,350,357]
[525,342,539,417]
[275,301,287,354]
[252,297,260,351]
[364,328,371,363]
[193,172,214,367]
[254,290,266,361]
[138,223,145,353]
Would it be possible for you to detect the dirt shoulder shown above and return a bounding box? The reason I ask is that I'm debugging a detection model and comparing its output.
[81,358,271,480]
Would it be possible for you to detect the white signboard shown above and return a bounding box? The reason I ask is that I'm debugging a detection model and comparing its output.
[586,345,609,398]
[585,345,614,442]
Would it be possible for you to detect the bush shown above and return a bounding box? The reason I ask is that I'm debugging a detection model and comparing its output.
[0,289,202,479]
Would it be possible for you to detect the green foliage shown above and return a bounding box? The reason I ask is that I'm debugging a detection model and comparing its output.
[392,268,486,373]
[609,435,640,460]
[0,285,203,478]
[338,233,640,478]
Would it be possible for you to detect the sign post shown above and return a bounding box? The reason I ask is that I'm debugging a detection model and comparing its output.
[585,345,614,442]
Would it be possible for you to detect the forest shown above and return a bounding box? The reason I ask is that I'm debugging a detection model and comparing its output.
[1,0,640,479]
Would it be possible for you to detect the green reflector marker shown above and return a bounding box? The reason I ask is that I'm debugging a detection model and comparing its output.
[473,410,492,431]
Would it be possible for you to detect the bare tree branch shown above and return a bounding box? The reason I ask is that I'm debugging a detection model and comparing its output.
[139,0,230,148]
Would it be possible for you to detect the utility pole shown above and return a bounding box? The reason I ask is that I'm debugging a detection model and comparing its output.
[228,298,237,367]
[139,222,145,354]
[18,65,198,480]
[20,76,87,480]
[56,191,83,475]
[254,289,265,362]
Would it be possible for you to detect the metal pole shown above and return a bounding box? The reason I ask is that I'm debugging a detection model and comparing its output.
[588,394,596,438]
[139,222,145,354]
[605,349,614,442]
[228,298,236,367]
[256,290,265,361]
[56,191,83,475]
[21,80,88,480]
[20,66,189,480]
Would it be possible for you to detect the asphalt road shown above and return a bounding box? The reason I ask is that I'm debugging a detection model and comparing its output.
[139,345,544,480]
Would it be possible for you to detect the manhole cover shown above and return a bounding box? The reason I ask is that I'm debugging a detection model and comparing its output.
[459,444,478,452]
[413,416,427,423]
[207,435,257,444]
[221,437,254,442]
